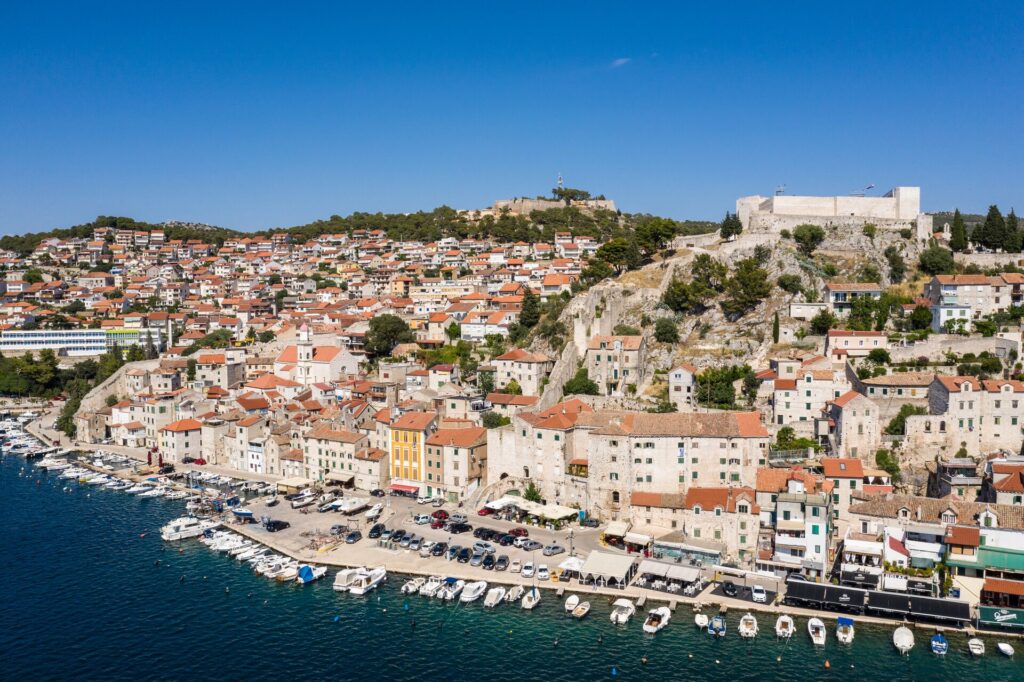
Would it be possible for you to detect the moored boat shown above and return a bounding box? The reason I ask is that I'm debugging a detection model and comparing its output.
[419,576,443,597]
[836,616,855,645]
[505,584,525,603]
[997,642,1014,657]
[460,580,488,603]
[808,618,827,646]
[349,567,387,595]
[643,607,671,634]
[930,633,948,656]
[564,594,579,613]
[521,586,541,610]
[484,586,506,608]
[893,626,914,655]
[572,601,591,619]
[160,516,220,541]
[401,577,425,594]
[775,614,795,639]
[738,613,758,639]
[695,612,709,629]
[610,599,636,625]
[967,638,985,657]
[708,614,726,637]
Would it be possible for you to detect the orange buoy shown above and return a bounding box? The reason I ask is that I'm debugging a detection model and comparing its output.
[824,660,831,670]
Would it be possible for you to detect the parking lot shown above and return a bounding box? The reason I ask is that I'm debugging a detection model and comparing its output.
[709,581,777,605]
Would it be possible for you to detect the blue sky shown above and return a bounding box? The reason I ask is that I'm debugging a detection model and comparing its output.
[1,2,1021,234]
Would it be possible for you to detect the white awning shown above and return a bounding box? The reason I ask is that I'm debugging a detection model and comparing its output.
[579,551,636,583]
[485,495,520,510]
[623,532,651,546]
[667,565,701,583]
[559,556,585,572]
[604,521,631,537]
[276,476,313,491]
[326,472,354,484]
[638,559,670,577]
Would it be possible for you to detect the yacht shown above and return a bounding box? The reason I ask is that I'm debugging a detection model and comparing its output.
[808,618,827,646]
[160,517,220,541]
[738,613,758,639]
[418,576,444,597]
[484,586,506,608]
[459,580,488,603]
[836,617,855,644]
[643,607,671,634]
[775,614,795,639]
[930,633,949,656]
[521,586,541,610]
[967,638,985,657]
[610,599,636,625]
[893,626,914,655]
[296,565,327,585]
[349,567,387,595]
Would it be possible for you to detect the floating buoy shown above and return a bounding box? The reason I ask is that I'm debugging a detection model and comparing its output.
[611,667,618,677]
[333,615,341,622]
[139,533,146,538]
[715,660,720,665]
[263,600,268,606]
[553,638,559,647]
[777,656,781,663]
[824,660,830,670]
[508,630,512,636]
[688,654,693,659]
[225,587,230,594]
[247,593,252,599]
[640,656,648,665]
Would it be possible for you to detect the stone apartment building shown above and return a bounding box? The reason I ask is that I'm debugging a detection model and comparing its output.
[424,426,487,502]
[818,390,880,459]
[825,330,888,360]
[492,348,554,396]
[302,422,368,485]
[158,418,202,463]
[771,363,851,431]
[585,335,646,396]
[667,363,697,411]
[824,282,882,316]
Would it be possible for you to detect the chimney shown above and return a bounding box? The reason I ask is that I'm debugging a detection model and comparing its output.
[916,506,922,521]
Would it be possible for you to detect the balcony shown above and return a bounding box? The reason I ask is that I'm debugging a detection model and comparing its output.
[775,533,806,549]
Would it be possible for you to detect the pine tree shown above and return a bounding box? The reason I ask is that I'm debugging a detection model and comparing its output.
[519,288,540,328]
[949,209,967,252]
[720,212,743,240]
[1006,209,1021,253]
[979,205,1005,251]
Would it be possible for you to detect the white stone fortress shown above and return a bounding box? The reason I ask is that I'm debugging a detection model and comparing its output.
[737,186,932,239]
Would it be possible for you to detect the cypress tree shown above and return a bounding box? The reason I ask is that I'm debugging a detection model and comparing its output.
[949,209,967,252]
[1006,209,1021,252]
[772,311,780,344]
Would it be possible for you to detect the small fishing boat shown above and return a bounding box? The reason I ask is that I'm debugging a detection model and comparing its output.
[967,638,985,657]
[564,594,580,613]
[893,626,914,655]
[349,567,387,595]
[695,612,709,629]
[738,613,758,639]
[228,540,255,556]
[521,587,541,610]
[275,563,300,582]
[505,584,525,603]
[231,507,254,521]
[460,580,488,603]
[643,607,671,634]
[401,577,426,594]
[610,599,636,625]
[708,614,726,637]
[808,618,827,646]
[572,601,591,619]
[836,616,855,645]
[775,614,795,639]
[484,586,506,607]
[419,576,443,597]
[930,634,948,656]
[440,579,465,601]
[997,642,1014,657]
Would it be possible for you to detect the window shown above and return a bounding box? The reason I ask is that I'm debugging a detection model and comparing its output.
[693,506,701,515]
[609,473,619,481]
[715,508,722,517]
[693,529,701,538]
[811,524,819,535]
[739,534,746,544]
[714,530,721,540]
[554,434,560,442]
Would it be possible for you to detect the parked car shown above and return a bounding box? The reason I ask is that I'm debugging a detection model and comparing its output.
[521,540,543,552]
[580,517,599,528]
[542,544,565,557]
[431,542,448,557]
[409,536,421,551]
[497,534,515,546]
[431,509,449,520]
[495,555,509,571]
[158,465,175,475]
[536,564,550,581]
[457,547,472,563]
[369,488,385,497]
[722,580,739,597]
[265,520,290,532]
[419,541,434,557]
[400,533,415,548]
[181,457,195,464]
[416,495,432,505]
[482,554,495,570]
[446,545,461,561]
[390,529,406,543]
[472,541,495,555]
[193,458,207,465]
[470,552,485,567]
[448,522,472,534]
[432,498,444,508]
[414,514,431,525]
[509,559,521,573]
[430,519,445,530]
[751,585,767,603]
[477,507,493,516]
[521,561,535,578]
[330,524,349,536]
[508,527,529,537]
[379,527,394,539]
[450,513,468,524]
[368,523,384,539]
[344,530,362,544]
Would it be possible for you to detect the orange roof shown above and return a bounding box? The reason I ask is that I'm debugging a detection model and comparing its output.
[983,577,1024,597]
[821,458,864,478]
[426,427,486,448]
[943,524,980,547]
[161,418,202,433]
[276,345,342,363]
[391,411,436,431]
[683,486,759,513]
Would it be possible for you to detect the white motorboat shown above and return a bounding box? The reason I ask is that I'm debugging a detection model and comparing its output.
[228,541,255,557]
[126,483,150,493]
[808,618,827,646]
[610,599,636,625]
[419,576,444,597]
[296,565,327,585]
[402,577,426,594]
[441,579,465,601]
[275,563,300,582]
[290,493,317,509]
[643,607,671,634]
[505,584,525,603]
[564,594,580,613]
[349,567,387,595]
[236,546,266,562]
[521,587,541,610]
[967,638,985,657]
[694,612,709,629]
[893,626,914,655]
[484,586,506,608]
[160,516,220,541]
[775,614,795,639]
[255,558,287,576]
[164,490,190,500]
[572,601,591,619]
[86,475,113,485]
[997,642,1014,657]
[738,613,758,639]
[460,580,488,603]
[836,617,855,644]
[139,486,168,498]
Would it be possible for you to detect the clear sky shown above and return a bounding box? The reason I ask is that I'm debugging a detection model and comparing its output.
[1,2,1022,234]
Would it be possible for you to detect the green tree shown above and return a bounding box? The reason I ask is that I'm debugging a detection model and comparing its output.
[772,311,780,343]
[257,330,275,343]
[918,246,955,275]
[1006,209,1021,252]
[482,412,511,429]
[596,238,641,272]
[884,245,906,283]
[884,404,927,435]
[776,274,803,294]
[552,186,591,203]
[445,322,461,342]
[563,368,599,396]
[186,358,197,381]
[847,296,878,331]
[478,370,494,395]
[504,379,523,396]
[523,481,543,503]
[63,300,86,314]
[719,212,743,240]
[654,318,679,343]
[862,224,877,240]
[793,224,826,255]
[519,288,541,328]
[363,314,415,356]
[810,310,838,335]
[976,205,1006,251]
[875,449,902,483]
[949,209,968,252]
[721,258,771,318]
[867,348,891,364]
[23,268,43,283]
[910,305,932,330]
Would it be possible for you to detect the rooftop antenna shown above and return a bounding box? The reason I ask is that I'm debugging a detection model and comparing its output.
[557,173,564,189]
[774,184,786,196]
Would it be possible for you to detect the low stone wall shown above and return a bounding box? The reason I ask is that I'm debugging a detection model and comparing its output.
[889,335,1017,362]
[953,252,1024,269]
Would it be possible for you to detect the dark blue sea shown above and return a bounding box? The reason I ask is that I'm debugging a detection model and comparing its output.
[2,453,1023,681]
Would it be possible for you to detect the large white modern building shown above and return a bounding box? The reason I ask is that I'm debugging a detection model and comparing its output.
[0,328,163,356]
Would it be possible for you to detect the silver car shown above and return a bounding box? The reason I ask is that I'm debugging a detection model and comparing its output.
[542,544,565,556]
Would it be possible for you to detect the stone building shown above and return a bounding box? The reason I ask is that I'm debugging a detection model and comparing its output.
[585,335,646,396]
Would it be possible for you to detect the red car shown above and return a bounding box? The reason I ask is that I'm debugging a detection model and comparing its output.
[193,458,207,466]
[430,519,445,529]
[431,509,449,520]
[508,527,529,537]
[477,507,494,516]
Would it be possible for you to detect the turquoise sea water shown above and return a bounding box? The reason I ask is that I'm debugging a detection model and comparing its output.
[2,453,1023,681]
